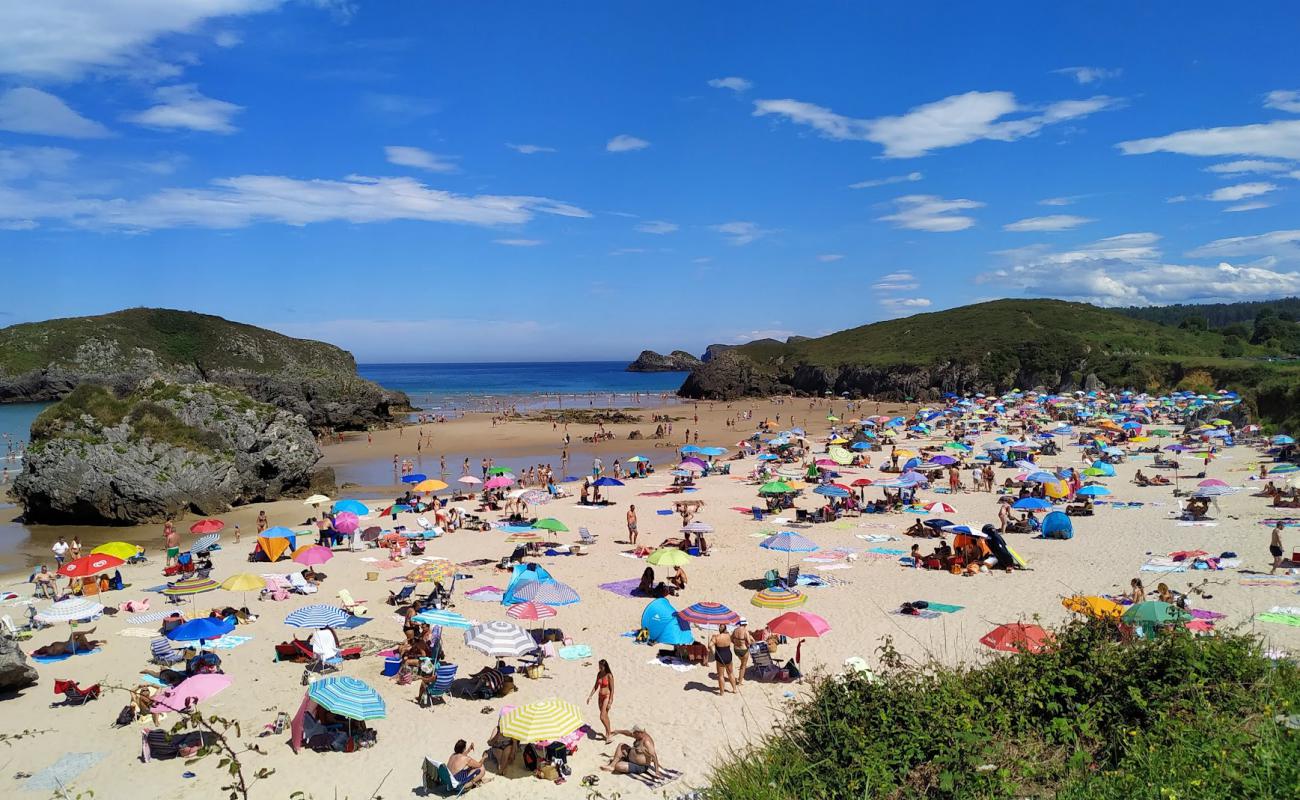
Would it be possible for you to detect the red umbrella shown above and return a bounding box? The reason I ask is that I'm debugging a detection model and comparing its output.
[58,553,125,579]
[979,623,1052,654]
[507,601,557,621]
[850,479,874,487]
[189,519,225,534]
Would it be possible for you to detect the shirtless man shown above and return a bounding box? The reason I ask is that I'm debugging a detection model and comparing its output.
[601,726,666,778]
[446,739,487,789]
[1270,521,1287,574]
[626,504,638,545]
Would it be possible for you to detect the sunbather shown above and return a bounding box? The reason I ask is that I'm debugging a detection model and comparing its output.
[447,739,488,790]
[600,726,666,777]
[32,629,101,657]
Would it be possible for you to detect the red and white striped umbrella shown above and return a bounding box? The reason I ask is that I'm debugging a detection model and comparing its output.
[507,601,558,621]
[924,501,956,514]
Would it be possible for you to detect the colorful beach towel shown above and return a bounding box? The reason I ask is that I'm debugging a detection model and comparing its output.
[465,586,504,602]
[598,578,644,598]
[127,610,174,624]
[893,609,941,620]
[207,634,253,649]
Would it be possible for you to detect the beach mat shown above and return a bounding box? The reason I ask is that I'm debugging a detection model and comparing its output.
[866,547,907,557]
[465,586,504,602]
[1240,577,1300,587]
[598,579,644,598]
[893,609,941,620]
[457,559,495,568]
[629,768,683,789]
[22,752,106,792]
[207,634,253,649]
[127,610,175,624]
[921,602,964,614]
[1256,612,1300,627]
[31,647,101,664]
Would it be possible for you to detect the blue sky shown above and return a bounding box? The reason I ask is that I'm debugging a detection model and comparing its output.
[2,2,1300,362]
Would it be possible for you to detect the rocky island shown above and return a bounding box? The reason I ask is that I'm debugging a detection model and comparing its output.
[625,349,702,372]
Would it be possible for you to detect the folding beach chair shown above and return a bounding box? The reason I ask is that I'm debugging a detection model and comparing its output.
[747,642,786,682]
[52,680,101,706]
[387,585,415,606]
[337,588,368,616]
[421,757,468,796]
[578,527,597,545]
[419,662,458,708]
[150,636,186,665]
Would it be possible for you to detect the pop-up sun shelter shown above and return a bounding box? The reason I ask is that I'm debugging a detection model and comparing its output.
[1040,511,1074,540]
[501,562,554,606]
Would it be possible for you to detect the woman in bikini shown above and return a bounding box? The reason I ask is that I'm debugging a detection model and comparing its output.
[586,659,615,740]
[730,620,752,687]
[712,625,737,695]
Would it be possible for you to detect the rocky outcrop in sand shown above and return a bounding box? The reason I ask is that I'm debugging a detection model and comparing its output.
[0,635,38,693]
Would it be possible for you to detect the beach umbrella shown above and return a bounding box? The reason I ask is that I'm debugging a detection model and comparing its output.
[1011,498,1052,511]
[980,623,1052,654]
[850,478,874,487]
[484,476,515,489]
[759,480,795,494]
[533,518,569,533]
[813,484,850,498]
[514,580,581,606]
[941,524,989,539]
[331,512,359,535]
[760,531,818,553]
[162,576,221,598]
[647,547,692,566]
[519,489,550,505]
[677,461,704,473]
[464,620,538,657]
[1075,485,1110,496]
[151,673,233,713]
[303,494,332,506]
[405,560,455,583]
[1197,478,1229,488]
[1270,463,1300,475]
[192,533,221,553]
[592,476,624,487]
[91,541,138,561]
[189,519,225,535]
[507,601,557,622]
[220,573,266,605]
[1273,435,1296,445]
[35,597,104,624]
[412,608,474,628]
[679,602,741,627]
[923,501,956,514]
[333,499,369,516]
[57,553,124,579]
[458,475,483,486]
[487,467,514,476]
[1123,601,1191,633]
[499,698,584,743]
[401,474,428,484]
[767,611,830,639]
[261,526,297,539]
[308,676,387,721]
[285,604,351,629]
[751,588,807,609]
[293,545,334,567]
[413,479,448,493]
[166,616,236,644]
[681,521,714,534]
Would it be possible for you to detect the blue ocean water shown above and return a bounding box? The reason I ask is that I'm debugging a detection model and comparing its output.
[0,403,43,459]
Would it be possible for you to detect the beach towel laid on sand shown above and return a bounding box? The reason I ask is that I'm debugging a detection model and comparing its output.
[866,547,907,557]
[559,644,591,660]
[645,656,695,672]
[630,768,683,789]
[118,627,160,638]
[855,534,901,543]
[22,752,107,792]
[1141,557,1188,574]
[31,647,101,663]
[1257,612,1300,627]
[598,579,643,598]
[127,610,174,624]
[893,609,941,619]
[465,586,504,602]
[1239,576,1300,587]
[208,634,253,649]
[458,558,495,568]
[918,602,964,614]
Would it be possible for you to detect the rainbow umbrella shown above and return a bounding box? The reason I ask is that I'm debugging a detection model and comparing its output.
[751,588,807,609]
[162,576,221,597]
[678,602,740,627]
[406,560,455,583]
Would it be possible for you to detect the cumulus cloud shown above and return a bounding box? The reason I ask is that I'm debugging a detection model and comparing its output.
[0,87,110,138]
[506,143,555,154]
[1118,119,1300,160]
[881,297,932,309]
[1053,66,1122,84]
[493,238,542,246]
[1207,181,1277,202]
[0,173,591,231]
[981,231,1300,305]
[849,171,922,189]
[126,84,242,133]
[817,253,844,262]
[873,271,919,290]
[635,220,678,234]
[384,145,457,172]
[878,194,982,232]
[606,134,649,152]
[708,77,752,92]
[710,221,769,245]
[1205,159,1293,174]
[754,90,1118,158]
[1003,214,1094,232]
[0,145,78,180]
[1265,90,1300,113]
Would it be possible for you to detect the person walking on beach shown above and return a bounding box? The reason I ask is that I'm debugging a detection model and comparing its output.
[256,510,268,535]
[51,537,69,567]
[626,504,638,545]
[712,624,737,695]
[731,619,752,687]
[69,536,82,560]
[586,659,615,740]
[1270,521,1286,574]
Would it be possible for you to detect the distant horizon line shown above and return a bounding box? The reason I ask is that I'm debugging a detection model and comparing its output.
[355,359,690,368]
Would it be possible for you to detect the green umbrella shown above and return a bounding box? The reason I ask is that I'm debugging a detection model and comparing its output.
[759,480,795,495]
[487,466,514,476]
[533,518,569,533]
[1152,429,1172,437]
[1122,601,1191,628]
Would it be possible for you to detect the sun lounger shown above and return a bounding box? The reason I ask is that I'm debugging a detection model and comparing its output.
[52,680,101,706]
[150,637,186,665]
[337,589,368,616]
[387,585,416,605]
[287,572,318,595]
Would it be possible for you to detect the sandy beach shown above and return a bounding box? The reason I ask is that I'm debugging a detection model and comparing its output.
[3,397,1299,800]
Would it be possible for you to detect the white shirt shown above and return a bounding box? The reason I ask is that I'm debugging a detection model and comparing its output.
[52,541,69,557]
[311,628,339,660]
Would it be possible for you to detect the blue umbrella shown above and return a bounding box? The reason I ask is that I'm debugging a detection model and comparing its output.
[680,445,702,454]
[591,477,624,487]
[1011,498,1053,511]
[1025,471,1058,483]
[1089,461,1116,477]
[261,526,296,538]
[1076,485,1111,496]
[814,484,850,498]
[285,604,351,629]
[166,617,236,644]
[401,474,428,484]
[333,499,369,516]
[850,442,872,450]
[308,676,386,721]
[757,454,779,461]
[759,531,818,553]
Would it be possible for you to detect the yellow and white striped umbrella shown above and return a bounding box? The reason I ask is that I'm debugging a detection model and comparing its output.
[499,698,585,743]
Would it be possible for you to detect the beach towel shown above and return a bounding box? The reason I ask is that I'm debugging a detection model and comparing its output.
[207,634,253,650]
[22,752,107,792]
[117,627,160,638]
[1189,609,1227,620]
[866,547,907,557]
[646,656,695,672]
[814,562,854,571]
[1240,576,1300,587]
[1268,605,1300,615]
[922,602,964,614]
[598,579,643,598]
[1256,612,1300,627]
[338,633,402,657]
[1141,558,1188,574]
[655,509,674,514]
[558,644,592,660]
[629,767,683,790]
[458,559,495,568]
[127,610,174,624]
[31,647,101,664]
[855,534,901,543]
[1176,521,1219,527]
[138,673,169,688]
[892,609,941,619]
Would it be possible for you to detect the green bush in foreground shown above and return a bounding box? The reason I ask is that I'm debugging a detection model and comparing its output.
[703,621,1300,799]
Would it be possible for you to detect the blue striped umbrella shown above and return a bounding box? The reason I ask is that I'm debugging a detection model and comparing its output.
[192,533,221,553]
[813,484,850,498]
[285,604,351,629]
[513,580,581,606]
[759,531,818,553]
[307,676,386,721]
[413,609,475,628]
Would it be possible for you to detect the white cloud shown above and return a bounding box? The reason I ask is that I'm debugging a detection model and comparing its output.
[1224,201,1273,213]
[873,271,919,290]
[1205,159,1293,174]
[0,173,591,231]
[384,145,457,172]
[708,77,752,92]
[1207,181,1277,202]
[1166,195,1189,203]
[1265,90,1300,114]
[0,87,110,138]
[1038,196,1078,206]
[849,171,922,189]
[126,84,241,133]
[494,238,542,246]
[1053,66,1122,84]
[0,1,284,81]
[606,134,650,152]
[1003,214,1094,232]
[506,143,555,154]
[609,247,647,256]
[1188,230,1300,263]
[731,329,797,344]
[1118,119,1300,160]
[982,231,1300,305]
[878,194,982,232]
[0,219,38,230]
[0,145,78,180]
[213,30,243,48]
[880,297,932,309]
[635,220,678,234]
[710,221,769,245]
[817,253,844,262]
[754,91,1118,158]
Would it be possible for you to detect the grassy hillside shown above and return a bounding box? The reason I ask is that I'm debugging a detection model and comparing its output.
[0,307,357,376]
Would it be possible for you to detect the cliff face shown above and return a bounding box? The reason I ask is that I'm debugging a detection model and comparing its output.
[0,308,409,430]
[14,380,323,525]
[626,349,703,372]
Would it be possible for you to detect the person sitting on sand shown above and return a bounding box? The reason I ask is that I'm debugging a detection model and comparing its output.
[905,519,932,538]
[1127,578,1146,604]
[485,724,518,773]
[1134,469,1151,487]
[447,739,488,790]
[637,566,672,598]
[600,726,667,778]
[669,565,688,592]
[32,629,102,658]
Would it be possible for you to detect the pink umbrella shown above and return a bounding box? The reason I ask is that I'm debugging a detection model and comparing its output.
[768,611,831,639]
[458,475,482,485]
[507,601,558,621]
[484,476,515,489]
[294,545,334,566]
[333,511,360,534]
[151,673,233,713]
[814,459,837,466]
[677,461,704,473]
[1197,478,1228,488]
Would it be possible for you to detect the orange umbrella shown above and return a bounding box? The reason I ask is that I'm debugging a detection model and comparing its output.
[979,623,1052,654]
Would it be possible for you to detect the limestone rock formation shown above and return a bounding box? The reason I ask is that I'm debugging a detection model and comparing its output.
[0,635,38,692]
[626,350,703,372]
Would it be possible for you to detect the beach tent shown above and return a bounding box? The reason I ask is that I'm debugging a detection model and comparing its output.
[501,563,554,606]
[640,598,693,645]
[252,535,293,562]
[1040,511,1074,540]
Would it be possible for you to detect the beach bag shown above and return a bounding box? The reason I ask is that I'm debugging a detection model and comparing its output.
[115,704,137,727]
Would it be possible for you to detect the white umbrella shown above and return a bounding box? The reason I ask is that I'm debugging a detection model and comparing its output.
[36,597,104,624]
[463,620,538,657]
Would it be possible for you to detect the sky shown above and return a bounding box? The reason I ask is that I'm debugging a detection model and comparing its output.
[2,2,1300,362]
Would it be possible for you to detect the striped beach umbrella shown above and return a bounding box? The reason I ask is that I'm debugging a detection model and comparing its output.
[923,501,957,514]
[647,547,691,567]
[192,533,221,553]
[35,597,104,624]
[285,604,351,629]
[678,601,741,627]
[464,620,538,657]
[162,576,221,597]
[406,560,455,583]
[513,580,581,606]
[308,676,386,721]
[499,698,584,743]
[507,602,557,621]
[759,531,818,553]
[413,608,474,628]
[751,588,807,610]
[681,521,713,534]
